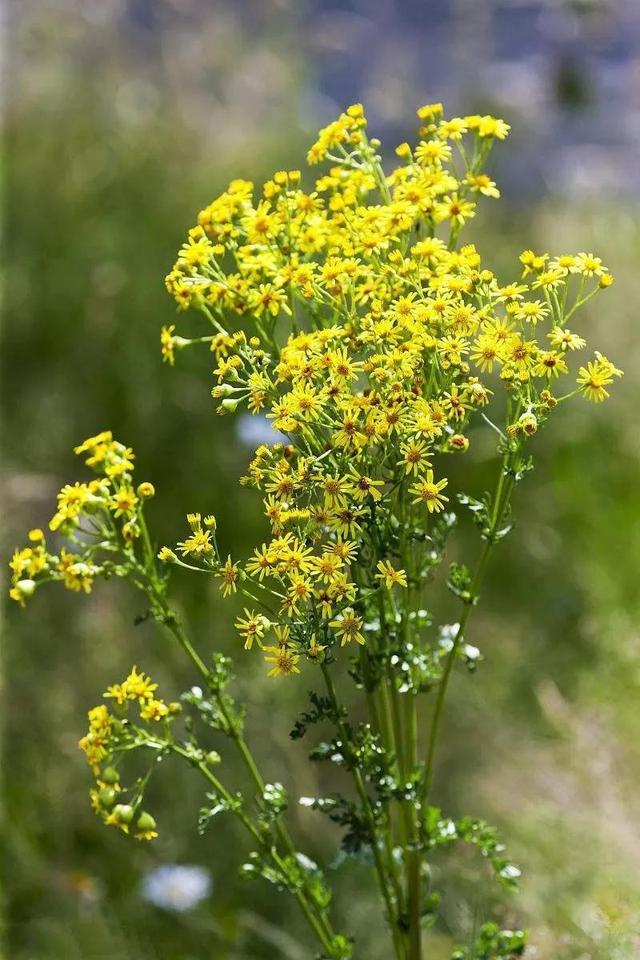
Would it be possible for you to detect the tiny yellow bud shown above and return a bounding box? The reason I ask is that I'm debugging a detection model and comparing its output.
[137,482,155,498]
[157,546,177,562]
[28,528,44,542]
[187,513,201,530]
[417,102,443,120]
[212,384,235,398]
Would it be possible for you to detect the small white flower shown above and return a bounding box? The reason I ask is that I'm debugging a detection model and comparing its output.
[141,864,212,912]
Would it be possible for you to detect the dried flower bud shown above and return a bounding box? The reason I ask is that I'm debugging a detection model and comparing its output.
[448,434,469,452]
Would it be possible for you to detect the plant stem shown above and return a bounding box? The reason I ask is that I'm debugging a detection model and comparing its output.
[151,589,337,950]
[420,452,515,808]
[405,691,422,960]
[397,481,422,960]
[321,661,407,960]
[360,650,407,922]
[172,745,336,957]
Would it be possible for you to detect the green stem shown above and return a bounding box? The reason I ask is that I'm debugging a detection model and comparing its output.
[405,692,422,960]
[420,452,516,808]
[172,746,335,957]
[152,591,337,949]
[321,661,407,960]
[360,649,407,922]
[397,482,422,959]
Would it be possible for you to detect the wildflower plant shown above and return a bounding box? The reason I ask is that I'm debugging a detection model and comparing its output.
[11,103,622,959]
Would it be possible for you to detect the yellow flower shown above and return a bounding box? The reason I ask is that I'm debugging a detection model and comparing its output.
[263,645,301,677]
[410,470,449,513]
[161,324,177,365]
[110,487,138,517]
[376,560,408,589]
[577,353,623,402]
[330,608,365,646]
[548,327,586,352]
[105,666,158,704]
[398,440,431,476]
[535,351,568,379]
[235,609,268,650]
[219,556,240,596]
[347,467,384,502]
[57,550,97,593]
[78,705,113,773]
[177,529,214,557]
[140,699,169,721]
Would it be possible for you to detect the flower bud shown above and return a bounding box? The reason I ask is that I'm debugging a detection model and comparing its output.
[211,383,235,399]
[157,547,177,562]
[448,434,469,452]
[98,786,117,808]
[16,579,36,597]
[137,482,155,499]
[101,766,120,784]
[136,811,157,832]
[122,521,140,542]
[205,750,221,767]
[220,398,241,413]
[517,412,538,435]
[112,803,134,825]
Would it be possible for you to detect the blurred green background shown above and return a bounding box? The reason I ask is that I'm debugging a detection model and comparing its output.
[2,1,640,958]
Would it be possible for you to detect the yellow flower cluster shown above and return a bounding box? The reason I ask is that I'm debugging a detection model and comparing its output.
[105,664,171,721]
[8,432,156,606]
[79,666,178,841]
[159,102,622,677]
[78,704,113,773]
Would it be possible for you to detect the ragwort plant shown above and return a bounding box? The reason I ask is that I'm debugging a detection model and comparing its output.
[10,103,622,960]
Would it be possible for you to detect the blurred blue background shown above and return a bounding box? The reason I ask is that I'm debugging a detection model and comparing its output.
[2,2,640,958]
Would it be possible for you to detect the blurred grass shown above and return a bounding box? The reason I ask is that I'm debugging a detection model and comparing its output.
[3,5,640,959]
